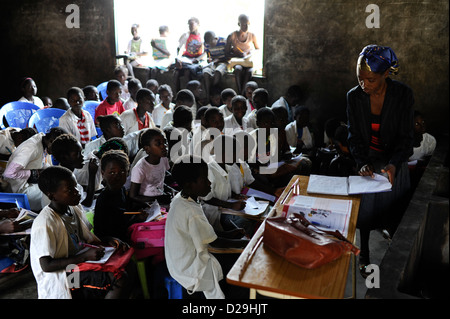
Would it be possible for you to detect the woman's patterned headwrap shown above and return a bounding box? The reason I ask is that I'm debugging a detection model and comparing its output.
[359,45,399,75]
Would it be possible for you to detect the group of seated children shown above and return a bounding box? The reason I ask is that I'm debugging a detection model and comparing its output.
[1,40,437,299]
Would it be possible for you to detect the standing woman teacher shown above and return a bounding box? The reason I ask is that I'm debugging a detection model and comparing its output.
[346,45,414,277]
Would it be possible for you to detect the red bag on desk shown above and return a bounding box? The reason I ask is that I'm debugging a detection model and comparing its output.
[263,213,360,269]
[127,219,166,260]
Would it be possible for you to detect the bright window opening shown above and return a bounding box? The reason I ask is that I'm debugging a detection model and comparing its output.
[113,0,265,75]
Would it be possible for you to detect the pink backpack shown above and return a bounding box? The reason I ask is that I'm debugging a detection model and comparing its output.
[128,218,166,260]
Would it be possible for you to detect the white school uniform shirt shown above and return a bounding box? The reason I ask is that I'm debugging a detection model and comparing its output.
[245,109,257,130]
[200,159,232,232]
[218,104,232,118]
[4,133,52,193]
[123,97,137,111]
[120,108,156,136]
[226,161,255,195]
[0,127,18,155]
[285,121,314,149]
[30,205,98,299]
[152,102,175,127]
[160,109,174,130]
[410,133,436,161]
[73,150,103,191]
[223,114,248,135]
[58,109,97,143]
[165,193,224,299]
[19,96,45,109]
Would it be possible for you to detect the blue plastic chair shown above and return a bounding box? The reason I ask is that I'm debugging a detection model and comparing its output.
[82,100,100,120]
[0,101,40,129]
[97,81,108,101]
[28,108,66,133]
[82,101,103,139]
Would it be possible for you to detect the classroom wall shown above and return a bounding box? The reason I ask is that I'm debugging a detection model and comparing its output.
[0,0,116,106]
[263,0,449,139]
[0,0,448,138]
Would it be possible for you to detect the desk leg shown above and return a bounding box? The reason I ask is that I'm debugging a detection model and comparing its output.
[250,288,256,299]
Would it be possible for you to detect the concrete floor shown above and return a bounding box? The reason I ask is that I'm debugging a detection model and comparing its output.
[0,228,390,299]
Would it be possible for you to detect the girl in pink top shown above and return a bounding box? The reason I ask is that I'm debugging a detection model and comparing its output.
[129,128,171,207]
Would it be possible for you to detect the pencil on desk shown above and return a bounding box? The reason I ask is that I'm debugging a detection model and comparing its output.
[123,211,141,215]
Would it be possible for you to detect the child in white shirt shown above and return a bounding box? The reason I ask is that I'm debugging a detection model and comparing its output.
[165,155,248,299]
[18,77,45,109]
[223,95,249,135]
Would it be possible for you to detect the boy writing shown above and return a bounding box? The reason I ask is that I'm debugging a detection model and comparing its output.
[30,166,130,299]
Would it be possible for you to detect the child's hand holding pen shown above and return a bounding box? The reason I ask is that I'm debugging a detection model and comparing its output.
[80,243,105,262]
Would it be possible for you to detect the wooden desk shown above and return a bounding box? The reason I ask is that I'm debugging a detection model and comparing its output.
[226,175,361,299]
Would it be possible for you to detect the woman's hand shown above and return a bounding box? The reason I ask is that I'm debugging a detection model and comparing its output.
[358,164,375,177]
[381,164,396,185]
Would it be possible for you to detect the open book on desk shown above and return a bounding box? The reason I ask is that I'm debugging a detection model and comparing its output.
[306,174,392,196]
[282,195,352,237]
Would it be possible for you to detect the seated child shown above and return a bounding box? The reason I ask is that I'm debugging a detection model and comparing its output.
[120,88,156,135]
[160,89,195,130]
[18,77,45,109]
[410,110,436,162]
[218,88,237,118]
[123,78,142,110]
[0,127,37,160]
[145,79,160,104]
[192,107,225,161]
[31,166,131,299]
[94,150,146,243]
[243,81,258,115]
[271,85,304,123]
[76,137,129,193]
[246,87,269,130]
[285,105,315,155]
[152,84,175,127]
[129,128,171,207]
[94,80,125,125]
[224,95,249,135]
[114,65,131,102]
[59,87,97,148]
[83,85,100,102]
[52,98,70,111]
[42,97,52,108]
[165,155,248,299]
[203,31,229,99]
[50,134,99,208]
[249,108,310,188]
[3,127,66,211]
[271,105,291,161]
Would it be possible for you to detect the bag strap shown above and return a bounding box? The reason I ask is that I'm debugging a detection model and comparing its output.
[289,213,360,255]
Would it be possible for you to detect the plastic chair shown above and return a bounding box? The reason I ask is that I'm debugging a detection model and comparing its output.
[97,82,108,101]
[0,192,31,210]
[28,108,66,133]
[81,101,103,139]
[82,100,100,120]
[0,101,40,129]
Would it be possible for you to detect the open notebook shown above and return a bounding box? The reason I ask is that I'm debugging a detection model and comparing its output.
[306,174,392,196]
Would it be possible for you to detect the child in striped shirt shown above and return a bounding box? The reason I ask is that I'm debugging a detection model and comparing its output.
[59,87,97,148]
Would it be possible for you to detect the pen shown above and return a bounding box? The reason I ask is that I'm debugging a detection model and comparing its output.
[81,243,100,249]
